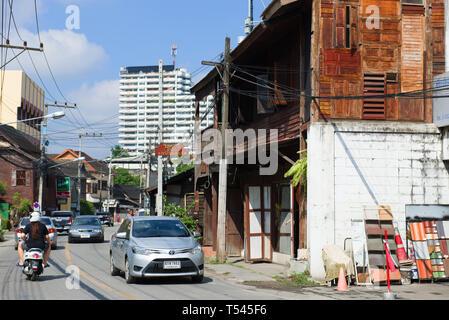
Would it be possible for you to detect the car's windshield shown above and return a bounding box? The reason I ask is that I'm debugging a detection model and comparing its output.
[52,211,72,217]
[132,219,190,238]
[72,218,101,226]
[21,217,52,226]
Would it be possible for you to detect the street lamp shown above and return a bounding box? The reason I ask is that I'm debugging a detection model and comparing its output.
[0,110,67,214]
[0,111,66,126]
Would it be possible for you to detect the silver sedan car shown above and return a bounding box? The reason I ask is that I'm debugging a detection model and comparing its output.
[110,216,204,284]
[14,216,58,250]
[68,216,104,243]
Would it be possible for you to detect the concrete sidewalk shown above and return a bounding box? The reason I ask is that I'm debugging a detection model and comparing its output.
[205,257,291,283]
[0,232,15,246]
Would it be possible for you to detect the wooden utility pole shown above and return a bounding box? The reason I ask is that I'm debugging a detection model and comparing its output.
[38,102,76,214]
[106,150,113,216]
[216,37,230,263]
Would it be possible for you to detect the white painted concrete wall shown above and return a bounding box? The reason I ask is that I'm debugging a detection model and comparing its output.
[307,121,449,280]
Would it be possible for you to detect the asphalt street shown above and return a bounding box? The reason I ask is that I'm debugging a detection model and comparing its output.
[0,225,304,300]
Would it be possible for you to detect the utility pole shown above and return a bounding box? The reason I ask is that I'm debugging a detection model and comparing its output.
[145,140,151,213]
[156,59,164,216]
[106,150,112,216]
[217,37,231,263]
[245,0,254,35]
[38,102,76,214]
[0,41,43,70]
[139,151,144,208]
[77,132,103,213]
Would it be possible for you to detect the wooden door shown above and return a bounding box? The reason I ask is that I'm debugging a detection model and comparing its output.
[279,185,294,256]
[226,188,244,256]
[245,185,273,262]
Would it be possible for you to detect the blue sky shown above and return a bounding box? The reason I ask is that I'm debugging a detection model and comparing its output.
[6,0,267,159]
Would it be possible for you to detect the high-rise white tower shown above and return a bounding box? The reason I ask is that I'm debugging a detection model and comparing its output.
[119,65,214,157]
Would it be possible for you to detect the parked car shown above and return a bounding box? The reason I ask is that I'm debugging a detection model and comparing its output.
[15,216,58,250]
[95,212,114,226]
[68,216,104,243]
[109,216,204,284]
[50,211,76,233]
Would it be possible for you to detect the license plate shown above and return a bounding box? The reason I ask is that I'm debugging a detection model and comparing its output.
[80,233,90,239]
[55,218,62,221]
[163,261,181,269]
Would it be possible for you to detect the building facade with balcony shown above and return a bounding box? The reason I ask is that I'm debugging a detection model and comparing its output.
[0,70,45,143]
[118,65,214,157]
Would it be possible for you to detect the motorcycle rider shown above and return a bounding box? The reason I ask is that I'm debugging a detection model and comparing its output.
[17,212,51,268]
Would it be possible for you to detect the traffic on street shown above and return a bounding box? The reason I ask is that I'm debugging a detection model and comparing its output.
[0,223,303,300]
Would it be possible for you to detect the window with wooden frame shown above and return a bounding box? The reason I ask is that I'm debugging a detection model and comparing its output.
[257,74,275,114]
[401,0,423,4]
[16,170,26,186]
[274,62,289,106]
[335,4,358,49]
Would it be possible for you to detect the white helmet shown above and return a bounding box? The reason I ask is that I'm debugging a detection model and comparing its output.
[30,212,41,223]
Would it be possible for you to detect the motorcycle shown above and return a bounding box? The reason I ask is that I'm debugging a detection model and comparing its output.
[20,237,44,281]
[23,248,44,281]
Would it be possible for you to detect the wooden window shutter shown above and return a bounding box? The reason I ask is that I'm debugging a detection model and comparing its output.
[25,171,31,187]
[363,74,386,119]
[11,170,16,187]
[350,6,358,49]
[335,5,346,48]
[274,62,289,106]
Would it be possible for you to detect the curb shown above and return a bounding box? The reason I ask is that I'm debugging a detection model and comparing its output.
[205,264,277,283]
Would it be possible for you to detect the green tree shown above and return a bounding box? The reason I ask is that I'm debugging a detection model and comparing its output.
[111,145,129,159]
[0,182,7,197]
[80,199,95,215]
[113,168,141,186]
[284,149,307,192]
[163,196,198,234]
[10,192,32,226]
[175,160,194,175]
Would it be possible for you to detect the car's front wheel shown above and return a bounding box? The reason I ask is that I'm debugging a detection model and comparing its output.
[110,254,120,276]
[124,259,136,284]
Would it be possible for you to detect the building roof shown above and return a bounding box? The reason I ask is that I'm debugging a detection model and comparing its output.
[52,149,109,174]
[50,161,92,179]
[121,65,175,75]
[0,125,40,160]
[145,168,193,194]
[113,184,140,202]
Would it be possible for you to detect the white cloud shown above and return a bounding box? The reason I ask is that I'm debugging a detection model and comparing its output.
[67,79,119,122]
[6,28,107,78]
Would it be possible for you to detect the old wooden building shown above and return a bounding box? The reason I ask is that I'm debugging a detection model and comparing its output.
[192,0,311,264]
[192,0,447,278]
[307,0,447,279]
